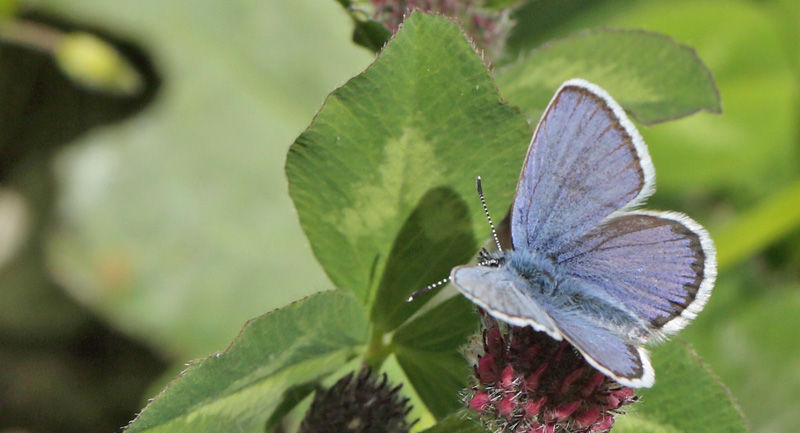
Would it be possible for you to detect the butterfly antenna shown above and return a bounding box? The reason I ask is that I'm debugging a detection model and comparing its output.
[476,176,502,252]
[407,177,499,303]
[406,277,450,302]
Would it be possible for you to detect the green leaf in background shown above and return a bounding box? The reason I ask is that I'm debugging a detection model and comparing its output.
[597,0,797,198]
[484,0,521,10]
[39,0,373,359]
[351,16,392,52]
[766,0,800,78]
[496,28,720,125]
[714,178,800,270]
[0,0,16,18]
[393,293,477,353]
[334,0,392,52]
[615,340,747,433]
[125,290,369,433]
[505,0,619,52]
[286,12,531,330]
[350,13,393,52]
[419,410,486,433]
[373,187,476,332]
[694,287,800,433]
[392,294,479,419]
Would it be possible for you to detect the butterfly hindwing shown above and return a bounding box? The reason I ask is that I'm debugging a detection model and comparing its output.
[558,211,717,336]
[546,306,654,388]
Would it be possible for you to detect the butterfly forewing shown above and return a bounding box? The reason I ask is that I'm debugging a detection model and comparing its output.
[450,265,561,338]
[511,80,654,256]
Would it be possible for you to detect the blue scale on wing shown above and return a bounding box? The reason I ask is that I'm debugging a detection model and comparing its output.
[557,213,707,332]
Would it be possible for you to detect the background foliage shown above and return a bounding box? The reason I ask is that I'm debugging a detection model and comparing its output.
[1,1,798,433]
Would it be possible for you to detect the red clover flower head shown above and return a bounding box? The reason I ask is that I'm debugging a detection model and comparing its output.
[367,0,516,62]
[466,311,638,433]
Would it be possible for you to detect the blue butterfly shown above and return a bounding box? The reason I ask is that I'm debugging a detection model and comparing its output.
[451,79,716,388]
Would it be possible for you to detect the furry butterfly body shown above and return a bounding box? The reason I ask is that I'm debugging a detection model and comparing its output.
[451,79,717,388]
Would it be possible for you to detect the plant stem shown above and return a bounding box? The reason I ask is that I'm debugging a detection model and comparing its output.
[363,326,393,370]
[0,18,64,54]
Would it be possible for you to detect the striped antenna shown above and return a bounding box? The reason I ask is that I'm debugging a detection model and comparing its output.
[406,277,450,302]
[407,176,500,303]
[476,176,502,252]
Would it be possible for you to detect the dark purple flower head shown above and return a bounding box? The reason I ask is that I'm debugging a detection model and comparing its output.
[299,367,416,433]
[367,0,516,62]
[466,312,638,433]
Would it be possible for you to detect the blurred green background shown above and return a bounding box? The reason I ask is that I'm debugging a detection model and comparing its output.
[0,0,798,432]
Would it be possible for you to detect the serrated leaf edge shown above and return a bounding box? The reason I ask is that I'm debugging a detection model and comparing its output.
[123,289,363,431]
